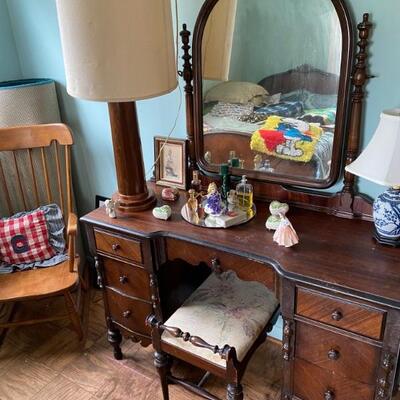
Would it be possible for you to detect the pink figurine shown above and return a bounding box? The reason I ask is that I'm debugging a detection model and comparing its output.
[273,214,299,247]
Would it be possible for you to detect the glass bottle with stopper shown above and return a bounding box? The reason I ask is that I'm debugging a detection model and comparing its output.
[191,170,202,193]
[236,175,253,212]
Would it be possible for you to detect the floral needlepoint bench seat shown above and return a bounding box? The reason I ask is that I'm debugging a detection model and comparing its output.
[147,270,280,400]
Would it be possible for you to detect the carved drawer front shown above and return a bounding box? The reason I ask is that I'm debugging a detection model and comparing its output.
[103,258,151,301]
[166,238,276,293]
[293,358,375,400]
[95,229,143,264]
[295,321,381,385]
[105,289,152,337]
[296,288,385,340]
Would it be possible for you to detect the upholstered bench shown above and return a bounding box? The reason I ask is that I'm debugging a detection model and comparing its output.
[147,270,280,400]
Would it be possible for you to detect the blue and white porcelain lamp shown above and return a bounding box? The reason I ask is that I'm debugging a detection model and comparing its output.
[346,109,400,247]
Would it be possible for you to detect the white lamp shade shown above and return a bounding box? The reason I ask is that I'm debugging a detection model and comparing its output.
[202,0,237,81]
[56,0,177,102]
[345,109,400,187]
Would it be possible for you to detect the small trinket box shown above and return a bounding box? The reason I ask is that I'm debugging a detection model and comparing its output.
[152,205,172,220]
[161,187,180,202]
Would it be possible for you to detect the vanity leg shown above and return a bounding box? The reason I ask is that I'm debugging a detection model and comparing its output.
[227,383,244,400]
[107,328,123,360]
[154,351,171,400]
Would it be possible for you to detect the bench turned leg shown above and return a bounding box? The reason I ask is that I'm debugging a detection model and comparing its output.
[107,328,123,360]
[227,383,243,400]
[154,351,171,400]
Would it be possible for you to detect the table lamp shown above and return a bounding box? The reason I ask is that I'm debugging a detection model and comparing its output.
[56,0,177,214]
[345,109,400,247]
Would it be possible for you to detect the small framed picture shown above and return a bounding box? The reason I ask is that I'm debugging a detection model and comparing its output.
[154,136,187,189]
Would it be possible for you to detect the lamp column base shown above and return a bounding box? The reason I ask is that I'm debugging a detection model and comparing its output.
[113,190,156,215]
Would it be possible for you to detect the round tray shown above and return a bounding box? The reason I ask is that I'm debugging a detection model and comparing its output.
[181,204,256,229]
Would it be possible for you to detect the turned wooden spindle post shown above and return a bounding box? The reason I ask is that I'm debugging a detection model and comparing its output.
[179,24,196,171]
[343,13,373,197]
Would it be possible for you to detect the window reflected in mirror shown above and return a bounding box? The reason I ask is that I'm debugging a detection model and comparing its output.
[201,0,342,181]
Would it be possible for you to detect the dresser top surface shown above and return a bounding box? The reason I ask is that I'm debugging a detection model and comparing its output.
[82,185,400,307]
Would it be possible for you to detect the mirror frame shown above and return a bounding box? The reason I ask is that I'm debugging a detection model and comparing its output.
[192,0,354,189]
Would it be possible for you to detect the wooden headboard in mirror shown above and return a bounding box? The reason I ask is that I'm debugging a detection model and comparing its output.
[192,0,355,189]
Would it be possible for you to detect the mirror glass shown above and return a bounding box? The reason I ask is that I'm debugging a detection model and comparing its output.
[201,0,342,182]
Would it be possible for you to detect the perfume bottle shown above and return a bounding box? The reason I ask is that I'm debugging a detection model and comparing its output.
[220,163,230,200]
[236,175,253,212]
[228,150,236,166]
[191,170,202,193]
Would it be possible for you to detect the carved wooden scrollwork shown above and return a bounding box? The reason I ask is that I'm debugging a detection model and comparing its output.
[282,319,293,362]
[149,273,160,309]
[94,256,103,289]
[376,352,394,399]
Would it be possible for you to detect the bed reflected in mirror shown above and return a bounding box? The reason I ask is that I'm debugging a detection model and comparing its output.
[201,0,342,182]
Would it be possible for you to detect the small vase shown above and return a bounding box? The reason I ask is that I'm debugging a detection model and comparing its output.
[373,188,400,244]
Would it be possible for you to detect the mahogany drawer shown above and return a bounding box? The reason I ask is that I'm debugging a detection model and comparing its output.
[293,358,375,400]
[166,238,276,293]
[105,289,152,337]
[103,258,151,301]
[95,229,143,264]
[295,321,381,385]
[296,288,385,340]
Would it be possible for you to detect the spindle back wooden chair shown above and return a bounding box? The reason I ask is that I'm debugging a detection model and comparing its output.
[0,123,86,343]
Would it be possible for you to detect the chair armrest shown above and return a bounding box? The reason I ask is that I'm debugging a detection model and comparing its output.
[67,213,78,272]
[67,213,78,237]
[146,315,232,360]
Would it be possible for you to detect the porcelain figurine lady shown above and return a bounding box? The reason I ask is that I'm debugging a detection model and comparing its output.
[273,214,299,247]
[105,199,117,218]
[204,182,225,216]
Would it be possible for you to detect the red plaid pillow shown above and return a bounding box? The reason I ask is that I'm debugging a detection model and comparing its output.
[0,210,56,264]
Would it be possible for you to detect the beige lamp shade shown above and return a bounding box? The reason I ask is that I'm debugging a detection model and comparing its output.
[202,0,237,81]
[56,0,177,102]
[345,109,400,187]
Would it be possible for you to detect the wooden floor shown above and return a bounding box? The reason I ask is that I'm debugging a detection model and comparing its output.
[0,290,282,400]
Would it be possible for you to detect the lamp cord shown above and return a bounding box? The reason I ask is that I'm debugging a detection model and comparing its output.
[145,0,183,180]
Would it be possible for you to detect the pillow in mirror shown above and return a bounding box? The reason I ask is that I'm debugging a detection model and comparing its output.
[204,81,268,106]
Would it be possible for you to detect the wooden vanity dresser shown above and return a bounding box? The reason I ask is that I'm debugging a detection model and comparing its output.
[82,183,400,400]
[82,1,400,398]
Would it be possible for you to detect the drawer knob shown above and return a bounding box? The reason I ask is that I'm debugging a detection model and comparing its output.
[119,275,128,284]
[122,310,131,318]
[331,310,343,321]
[324,390,335,400]
[328,349,340,360]
[112,243,121,251]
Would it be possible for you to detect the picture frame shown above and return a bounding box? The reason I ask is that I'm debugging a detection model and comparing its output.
[154,136,188,190]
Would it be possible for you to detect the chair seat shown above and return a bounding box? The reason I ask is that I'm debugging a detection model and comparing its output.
[162,270,279,368]
[0,257,79,302]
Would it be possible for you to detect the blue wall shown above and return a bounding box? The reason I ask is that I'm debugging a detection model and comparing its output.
[0,0,21,80]
[2,0,400,214]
